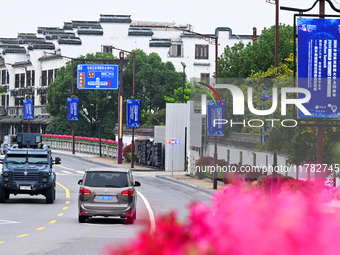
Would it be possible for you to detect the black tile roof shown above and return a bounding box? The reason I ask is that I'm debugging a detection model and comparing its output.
[100,14,132,23]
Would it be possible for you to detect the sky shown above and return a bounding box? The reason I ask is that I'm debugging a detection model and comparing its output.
[1,0,340,38]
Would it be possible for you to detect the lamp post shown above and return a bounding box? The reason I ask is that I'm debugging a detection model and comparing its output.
[45,53,76,154]
[180,62,186,103]
[106,46,136,168]
[5,63,31,133]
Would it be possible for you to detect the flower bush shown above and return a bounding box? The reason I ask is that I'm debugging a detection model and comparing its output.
[42,134,118,147]
[105,182,340,255]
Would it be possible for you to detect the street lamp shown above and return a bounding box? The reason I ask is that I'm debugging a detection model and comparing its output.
[45,53,76,154]
[105,46,136,168]
[180,62,186,103]
[5,63,31,133]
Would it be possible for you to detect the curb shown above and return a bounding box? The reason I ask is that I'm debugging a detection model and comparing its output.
[156,175,214,196]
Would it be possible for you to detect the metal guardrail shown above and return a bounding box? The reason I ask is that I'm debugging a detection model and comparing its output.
[43,139,118,158]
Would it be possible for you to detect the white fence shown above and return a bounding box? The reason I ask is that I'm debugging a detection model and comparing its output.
[43,139,118,158]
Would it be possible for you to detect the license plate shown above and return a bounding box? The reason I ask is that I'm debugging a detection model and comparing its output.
[20,186,31,190]
[99,195,113,201]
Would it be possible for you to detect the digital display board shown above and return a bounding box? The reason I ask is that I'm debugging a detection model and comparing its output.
[297,18,340,118]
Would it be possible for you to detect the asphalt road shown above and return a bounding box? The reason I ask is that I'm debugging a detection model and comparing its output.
[0,153,212,255]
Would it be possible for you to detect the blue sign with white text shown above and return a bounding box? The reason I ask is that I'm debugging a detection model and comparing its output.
[127,100,141,127]
[298,18,340,118]
[207,100,225,136]
[67,98,79,121]
[23,100,33,119]
[77,64,119,90]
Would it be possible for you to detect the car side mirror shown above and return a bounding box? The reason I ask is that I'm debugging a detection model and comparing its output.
[54,157,61,164]
[78,179,83,185]
[134,181,141,187]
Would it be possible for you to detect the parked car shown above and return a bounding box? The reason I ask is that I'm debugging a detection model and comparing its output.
[78,168,141,224]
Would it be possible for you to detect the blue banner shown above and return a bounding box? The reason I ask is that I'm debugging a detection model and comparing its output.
[23,100,33,119]
[127,100,141,127]
[298,18,340,118]
[77,64,119,90]
[67,98,79,121]
[207,100,225,136]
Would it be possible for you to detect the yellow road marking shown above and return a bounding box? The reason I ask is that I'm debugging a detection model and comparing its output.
[36,227,45,231]
[58,213,64,217]
[49,220,56,224]
[17,234,29,238]
[56,182,70,199]
[65,201,70,204]
[63,207,68,210]
[0,241,5,244]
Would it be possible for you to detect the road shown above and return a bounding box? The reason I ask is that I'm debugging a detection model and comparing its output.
[0,153,212,255]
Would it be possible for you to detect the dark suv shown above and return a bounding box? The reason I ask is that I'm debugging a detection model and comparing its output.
[78,168,141,224]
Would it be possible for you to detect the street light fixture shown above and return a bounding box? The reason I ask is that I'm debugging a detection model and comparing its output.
[180,62,186,103]
[105,46,136,168]
[5,63,31,133]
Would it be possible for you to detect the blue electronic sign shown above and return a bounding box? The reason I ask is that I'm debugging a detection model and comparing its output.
[67,98,79,121]
[23,100,33,120]
[298,18,340,118]
[207,100,225,136]
[127,100,141,127]
[77,64,119,90]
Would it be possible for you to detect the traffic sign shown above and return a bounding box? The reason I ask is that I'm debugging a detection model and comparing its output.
[77,64,119,90]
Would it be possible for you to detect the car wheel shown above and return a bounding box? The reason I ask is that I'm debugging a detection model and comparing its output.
[46,185,55,204]
[5,191,9,200]
[0,187,6,203]
[134,210,136,220]
[78,215,87,223]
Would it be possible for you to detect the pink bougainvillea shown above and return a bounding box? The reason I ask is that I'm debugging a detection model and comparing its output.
[105,182,340,255]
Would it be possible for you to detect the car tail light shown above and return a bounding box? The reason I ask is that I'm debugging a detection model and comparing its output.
[79,188,91,195]
[121,189,134,196]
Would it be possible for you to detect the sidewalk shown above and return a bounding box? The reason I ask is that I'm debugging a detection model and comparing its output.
[53,149,225,195]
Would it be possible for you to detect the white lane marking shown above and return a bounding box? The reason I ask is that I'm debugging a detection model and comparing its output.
[56,165,76,171]
[0,220,20,224]
[76,171,85,174]
[137,191,156,234]
[61,171,72,175]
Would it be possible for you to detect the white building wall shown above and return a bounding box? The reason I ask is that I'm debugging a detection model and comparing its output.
[165,103,187,172]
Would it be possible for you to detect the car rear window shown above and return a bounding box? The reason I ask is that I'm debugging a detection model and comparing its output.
[84,172,129,188]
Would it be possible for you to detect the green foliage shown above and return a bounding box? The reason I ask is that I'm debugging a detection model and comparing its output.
[218,24,294,78]
[164,81,191,103]
[140,109,166,126]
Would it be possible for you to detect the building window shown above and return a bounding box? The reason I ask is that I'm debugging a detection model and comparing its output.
[195,44,209,59]
[15,74,20,88]
[27,70,35,87]
[20,73,25,87]
[42,70,47,86]
[169,44,183,57]
[102,45,112,53]
[1,95,5,106]
[54,69,59,79]
[200,73,210,84]
[40,95,46,105]
[48,70,54,85]
[1,70,7,84]
[15,97,24,106]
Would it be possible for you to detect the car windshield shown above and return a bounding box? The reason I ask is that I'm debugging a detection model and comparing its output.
[84,172,129,188]
[27,154,48,164]
[5,154,26,163]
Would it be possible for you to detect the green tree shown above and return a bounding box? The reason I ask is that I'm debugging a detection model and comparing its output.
[218,24,294,78]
